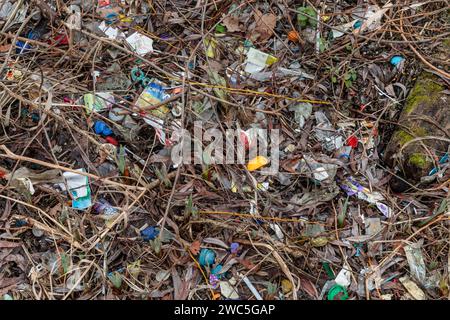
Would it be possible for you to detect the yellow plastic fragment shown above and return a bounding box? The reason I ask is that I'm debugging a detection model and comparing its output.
[281,279,293,294]
[247,156,269,171]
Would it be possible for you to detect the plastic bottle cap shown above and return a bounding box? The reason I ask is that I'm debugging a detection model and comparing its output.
[390,55,404,66]
[327,284,349,300]
[141,226,160,241]
[94,120,113,136]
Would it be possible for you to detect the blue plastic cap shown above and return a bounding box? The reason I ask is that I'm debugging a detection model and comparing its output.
[141,226,160,241]
[390,55,405,66]
[93,120,113,136]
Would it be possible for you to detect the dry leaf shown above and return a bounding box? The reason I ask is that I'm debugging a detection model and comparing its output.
[189,240,201,255]
[300,277,318,299]
[0,44,11,52]
[239,258,258,271]
[252,10,276,42]
[0,241,21,248]
[222,15,241,32]
[203,237,229,249]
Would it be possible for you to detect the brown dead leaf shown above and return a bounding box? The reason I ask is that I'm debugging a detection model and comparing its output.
[0,44,11,52]
[0,241,21,248]
[300,277,318,299]
[0,276,23,289]
[200,59,224,73]
[172,268,191,300]
[222,15,241,32]
[252,10,277,42]
[189,240,201,255]
[239,258,258,271]
[281,156,302,173]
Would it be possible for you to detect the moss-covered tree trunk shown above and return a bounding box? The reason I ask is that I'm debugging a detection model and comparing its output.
[384,72,449,183]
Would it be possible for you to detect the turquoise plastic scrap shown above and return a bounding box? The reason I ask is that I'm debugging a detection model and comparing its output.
[199,248,216,267]
[353,20,362,29]
[390,55,405,66]
[429,153,448,175]
[131,66,146,82]
[211,264,223,275]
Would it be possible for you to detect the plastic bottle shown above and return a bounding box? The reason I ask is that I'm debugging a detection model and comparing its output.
[93,198,118,216]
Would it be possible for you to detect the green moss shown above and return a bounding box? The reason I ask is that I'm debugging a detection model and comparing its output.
[405,76,444,114]
[395,130,414,146]
[443,38,450,50]
[408,153,430,168]
[411,126,427,137]
[394,127,428,148]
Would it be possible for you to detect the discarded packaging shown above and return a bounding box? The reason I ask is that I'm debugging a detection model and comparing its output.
[199,248,216,267]
[59,169,92,210]
[340,177,392,218]
[244,48,278,74]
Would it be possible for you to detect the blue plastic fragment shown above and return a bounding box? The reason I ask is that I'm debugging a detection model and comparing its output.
[131,66,145,82]
[14,220,28,227]
[105,13,119,24]
[16,41,32,54]
[141,226,160,241]
[354,243,363,257]
[16,24,46,54]
[390,55,405,66]
[198,248,216,267]
[230,242,239,254]
[429,153,449,175]
[439,153,449,164]
[93,120,113,136]
[211,264,223,275]
[31,113,40,122]
[353,20,362,29]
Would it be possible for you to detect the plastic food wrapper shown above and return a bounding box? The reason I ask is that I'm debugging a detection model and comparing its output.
[340,177,392,217]
[249,67,315,82]
[98,21,124,40]
[126,32,154,56]
[301,155,338,182]
[365,217,382,256]
[93,198,119,217]
[332,4,392,38]
[334,266,352,287]
[84,92,115,114]
[58,169,92,210]
[97,0,121,22]
[219,277,239,299]
[136,81,171,144]
[399,276,426,300]
[314,111,344,152]
[404,242,426,285]
[244,48,278,74]
[289,102,312,129]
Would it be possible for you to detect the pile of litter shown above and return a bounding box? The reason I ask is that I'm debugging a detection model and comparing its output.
[0,0,448,300]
